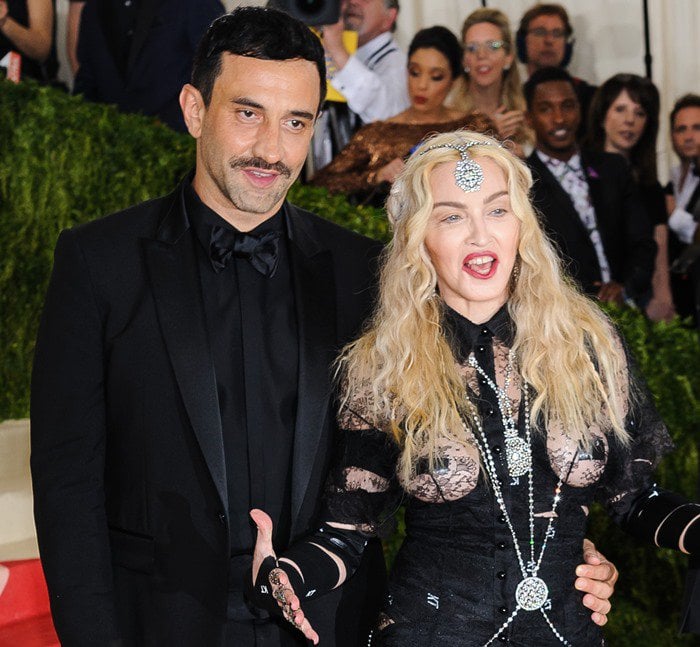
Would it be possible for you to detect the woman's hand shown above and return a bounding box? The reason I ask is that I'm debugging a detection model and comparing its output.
[250,509,320,645]
[375,157,405,184]
[493,105,525,140]
[575,538,619,626]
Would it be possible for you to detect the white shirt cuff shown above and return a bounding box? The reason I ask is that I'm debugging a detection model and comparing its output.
[668,208,698,244]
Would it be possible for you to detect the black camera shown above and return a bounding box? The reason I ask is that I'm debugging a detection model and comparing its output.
[267,0,341,26]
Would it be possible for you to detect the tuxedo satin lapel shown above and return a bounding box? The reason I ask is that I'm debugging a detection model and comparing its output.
[533,155,591,241]
[286,206,337,531]
[143,187,228,514]
[126,0,164,76]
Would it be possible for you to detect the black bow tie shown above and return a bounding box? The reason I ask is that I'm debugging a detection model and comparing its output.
[209,226,281,277]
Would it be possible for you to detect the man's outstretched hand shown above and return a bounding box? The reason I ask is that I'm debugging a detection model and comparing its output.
[250,509,319,644]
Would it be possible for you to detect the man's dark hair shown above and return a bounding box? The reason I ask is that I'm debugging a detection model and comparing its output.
[408,26,463,80]
[191,6,326,109]
[519,3,573,37]
[670,93,700,130]
[524,66,577,110]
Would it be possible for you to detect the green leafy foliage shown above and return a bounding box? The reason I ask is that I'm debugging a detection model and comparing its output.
[2,80,699,645]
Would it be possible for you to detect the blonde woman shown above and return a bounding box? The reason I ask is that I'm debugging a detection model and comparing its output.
[248,132,698,645]
[447,9,531,155]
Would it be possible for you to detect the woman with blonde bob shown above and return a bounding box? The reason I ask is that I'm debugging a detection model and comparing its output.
[248,132,698,646]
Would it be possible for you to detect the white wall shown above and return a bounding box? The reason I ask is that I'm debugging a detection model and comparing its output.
[55,0,699,181]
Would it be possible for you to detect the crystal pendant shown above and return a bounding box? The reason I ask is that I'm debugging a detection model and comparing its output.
[515,576,549,611]
[505,436,531,477]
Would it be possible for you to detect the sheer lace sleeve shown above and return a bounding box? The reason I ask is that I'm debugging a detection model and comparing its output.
[595,337,675,525]
[250,388,402,608]
[323,390,402,539]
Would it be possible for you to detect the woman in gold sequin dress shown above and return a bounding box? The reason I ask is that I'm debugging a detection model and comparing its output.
[311,26,494,206]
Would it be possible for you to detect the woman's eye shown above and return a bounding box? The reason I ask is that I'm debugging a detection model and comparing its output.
[431,75,445,82]
[489,208,506,217]
[442,214,461,223]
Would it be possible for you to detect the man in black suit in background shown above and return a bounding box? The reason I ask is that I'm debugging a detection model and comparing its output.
[74,0,224,131]
[524,67,655,307]
[31,8,384,646]
[31,10,619,646]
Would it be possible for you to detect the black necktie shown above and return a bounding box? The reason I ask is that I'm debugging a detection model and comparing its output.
[209,226,281,278]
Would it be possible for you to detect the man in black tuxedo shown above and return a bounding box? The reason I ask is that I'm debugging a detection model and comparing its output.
[524,67,655,307]
[31,8,384,646]
[74,0,224,131]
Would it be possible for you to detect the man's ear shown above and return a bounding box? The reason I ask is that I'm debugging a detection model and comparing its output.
[179,84,206,138]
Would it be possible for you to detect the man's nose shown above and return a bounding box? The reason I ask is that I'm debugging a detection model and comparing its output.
[252,121,282,164]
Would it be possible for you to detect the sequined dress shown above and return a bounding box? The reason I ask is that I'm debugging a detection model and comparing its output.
[310,113,494,203]
[324,305,672,647]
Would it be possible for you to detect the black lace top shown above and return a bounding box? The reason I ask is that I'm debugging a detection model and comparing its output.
[322,305,673,646]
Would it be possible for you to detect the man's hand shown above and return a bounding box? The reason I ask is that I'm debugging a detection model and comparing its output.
[575,538,619,626]
[250,509,319,644]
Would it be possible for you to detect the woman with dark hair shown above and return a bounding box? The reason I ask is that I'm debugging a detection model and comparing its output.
[311,26,493,206]
[587,74,675,321]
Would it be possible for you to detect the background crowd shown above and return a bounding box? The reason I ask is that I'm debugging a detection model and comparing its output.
[2,0,695,326]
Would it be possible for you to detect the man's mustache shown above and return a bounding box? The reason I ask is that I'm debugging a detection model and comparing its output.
[230,157,292,178]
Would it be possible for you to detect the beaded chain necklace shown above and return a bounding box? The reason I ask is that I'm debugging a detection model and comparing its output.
[466,350,571,646]
[468,350,530,477]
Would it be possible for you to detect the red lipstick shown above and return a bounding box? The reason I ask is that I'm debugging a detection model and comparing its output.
[463,252,499,279]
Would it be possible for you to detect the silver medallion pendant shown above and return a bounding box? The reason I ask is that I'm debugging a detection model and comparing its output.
[515,576,549,611]
[505,436,532,477]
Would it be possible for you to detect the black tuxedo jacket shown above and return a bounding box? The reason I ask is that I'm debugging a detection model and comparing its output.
[527,149,655,304]
[74,0,224,131]
[30,179,384,646]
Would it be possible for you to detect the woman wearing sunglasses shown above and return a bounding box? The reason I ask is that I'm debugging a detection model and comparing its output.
[448,8,532,156]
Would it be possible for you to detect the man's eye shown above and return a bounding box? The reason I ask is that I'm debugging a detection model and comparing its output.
[239,110,256,119]
[288,119,305,130]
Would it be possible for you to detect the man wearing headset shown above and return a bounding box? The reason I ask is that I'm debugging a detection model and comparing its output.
[516,3,596,139]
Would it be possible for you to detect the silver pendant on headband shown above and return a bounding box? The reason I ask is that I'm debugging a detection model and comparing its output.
[454,155,484,192]
[420,140,491,193]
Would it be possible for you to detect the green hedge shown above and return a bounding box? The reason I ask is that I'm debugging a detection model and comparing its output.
[2,80,699,646]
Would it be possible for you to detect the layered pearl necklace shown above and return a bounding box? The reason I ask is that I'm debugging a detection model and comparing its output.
[466,350,571,646]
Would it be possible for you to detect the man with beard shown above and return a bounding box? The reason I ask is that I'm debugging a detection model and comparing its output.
[524,66,655,307]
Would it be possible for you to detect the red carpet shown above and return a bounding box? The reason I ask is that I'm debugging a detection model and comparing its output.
[0,559,59,647]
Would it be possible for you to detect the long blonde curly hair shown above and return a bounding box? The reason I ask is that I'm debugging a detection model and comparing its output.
[336,130,629,483]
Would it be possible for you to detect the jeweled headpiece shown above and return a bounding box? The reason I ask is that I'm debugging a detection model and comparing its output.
[420,140,495,193]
